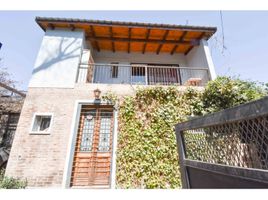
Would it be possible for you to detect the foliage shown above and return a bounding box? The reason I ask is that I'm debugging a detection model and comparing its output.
[103,76,267,189]
[202,76,267,113]
[101,91,119,106]
[114,86,201,189]
[0,66,24,113]
[0,170,27,189]
[0,65,16,89]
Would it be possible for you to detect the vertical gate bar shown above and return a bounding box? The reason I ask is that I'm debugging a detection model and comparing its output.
[175,129,190,188]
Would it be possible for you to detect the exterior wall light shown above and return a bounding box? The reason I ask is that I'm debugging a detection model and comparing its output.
[94,88,101,100]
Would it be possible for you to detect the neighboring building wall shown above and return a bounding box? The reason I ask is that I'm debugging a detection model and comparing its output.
[28,29,85,88]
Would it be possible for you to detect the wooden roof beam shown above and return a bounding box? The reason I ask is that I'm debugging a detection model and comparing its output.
[156,30,169,54]
[47,23,55,30]
[86,35,198,46]
[171,31,188,55]
[142,29,151,54]
[90,25,100,52]
[109,27,115,52]
[184,46,194,55]
[70,24,75,31]
[184,32,206,55]
[198,32,206,40]
[128,28,131,53]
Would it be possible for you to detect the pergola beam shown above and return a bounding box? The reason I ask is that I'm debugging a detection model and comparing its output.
[90,25,100,52]
[156,30,169,54]
[70,24,75,31]
[47,23,55,30]
[128,28,131,53]
[86,35,199,46]
[109,27,115,52]
[184,46,194,55]
[184,32,206,55]
[171,31,188,55]
[142,29,151,54]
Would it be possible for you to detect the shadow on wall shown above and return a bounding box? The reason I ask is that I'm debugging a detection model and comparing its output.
[32,36,81,75]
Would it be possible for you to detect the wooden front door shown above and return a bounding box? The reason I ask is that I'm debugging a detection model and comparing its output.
[70,105,114,188]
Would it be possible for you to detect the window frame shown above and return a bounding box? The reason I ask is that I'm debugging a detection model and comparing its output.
[30,113,54,135]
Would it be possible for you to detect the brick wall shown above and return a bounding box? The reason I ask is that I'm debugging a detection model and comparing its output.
[5,83,197,187]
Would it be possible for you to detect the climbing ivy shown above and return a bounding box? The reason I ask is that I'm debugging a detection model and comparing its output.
[114,86,202,188]
[202,76,267,113]
[102,76,267,189]
[0,170,27,189]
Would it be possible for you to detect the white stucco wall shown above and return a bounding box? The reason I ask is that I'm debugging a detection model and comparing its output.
[186,39,216,80]
[92,51,187,67]
[76,49,91,83]
[28,29,85,88]
[201,40,217,80]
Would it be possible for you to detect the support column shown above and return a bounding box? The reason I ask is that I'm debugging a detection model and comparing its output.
[201,39,217,80]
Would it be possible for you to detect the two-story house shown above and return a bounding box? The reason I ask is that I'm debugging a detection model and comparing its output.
[5,17,217,188]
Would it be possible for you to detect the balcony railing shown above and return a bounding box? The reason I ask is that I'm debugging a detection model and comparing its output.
[77,63,211,86]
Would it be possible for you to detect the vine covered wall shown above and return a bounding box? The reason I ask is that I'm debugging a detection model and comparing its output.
[111,87,202,188]
[102,76,267,189]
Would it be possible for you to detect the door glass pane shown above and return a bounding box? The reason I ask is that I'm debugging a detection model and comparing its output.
[98,110,113,152]
[80,110,96,151]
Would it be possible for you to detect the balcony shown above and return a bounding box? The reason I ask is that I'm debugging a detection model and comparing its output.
[77,63,211,86]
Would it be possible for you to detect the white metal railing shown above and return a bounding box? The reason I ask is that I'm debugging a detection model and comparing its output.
[77,63,211,86]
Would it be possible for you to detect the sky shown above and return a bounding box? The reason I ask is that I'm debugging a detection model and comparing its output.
[0,11,268,90]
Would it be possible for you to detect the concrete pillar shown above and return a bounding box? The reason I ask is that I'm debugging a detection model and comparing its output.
[201,39,217,80]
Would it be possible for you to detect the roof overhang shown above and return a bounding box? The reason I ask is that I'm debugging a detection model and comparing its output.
[36,17,217,55]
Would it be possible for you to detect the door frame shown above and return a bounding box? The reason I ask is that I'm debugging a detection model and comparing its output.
[62,99,118,188]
